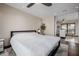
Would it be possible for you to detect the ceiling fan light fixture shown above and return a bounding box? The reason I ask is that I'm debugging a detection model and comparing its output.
[27,3,35,8]
[27,3,52,8]
[42,3,52,6]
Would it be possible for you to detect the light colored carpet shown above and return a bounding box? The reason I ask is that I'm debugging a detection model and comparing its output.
[55,43,68,56]
[0,43,68,56]
[0,47,16,56]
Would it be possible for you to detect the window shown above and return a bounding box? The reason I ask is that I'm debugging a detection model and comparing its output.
[68,24,75,35]
[61,23,75,36]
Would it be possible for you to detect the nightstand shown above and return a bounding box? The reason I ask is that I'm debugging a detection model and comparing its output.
[0,39,4,52]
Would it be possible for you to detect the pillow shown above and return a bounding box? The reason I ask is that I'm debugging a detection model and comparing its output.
[12,32,38,36]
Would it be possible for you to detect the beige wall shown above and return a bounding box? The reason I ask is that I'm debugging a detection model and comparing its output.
[76,20,79,35]
[42,16,55,36]
[76,11,79,36]
[0,4,42,46]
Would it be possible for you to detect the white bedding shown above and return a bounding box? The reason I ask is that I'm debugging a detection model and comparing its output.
[10,33,60,56]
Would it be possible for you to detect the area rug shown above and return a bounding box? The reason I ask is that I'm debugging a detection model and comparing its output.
[0,47,16,56]
[0,44,68,56]
[55,43,68,56]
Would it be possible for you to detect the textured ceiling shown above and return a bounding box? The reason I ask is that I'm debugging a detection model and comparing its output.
[6,3,79,18]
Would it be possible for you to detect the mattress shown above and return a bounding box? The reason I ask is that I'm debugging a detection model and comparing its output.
[10,33,60,56]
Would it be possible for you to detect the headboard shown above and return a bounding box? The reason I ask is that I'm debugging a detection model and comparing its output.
[10,30,36,38]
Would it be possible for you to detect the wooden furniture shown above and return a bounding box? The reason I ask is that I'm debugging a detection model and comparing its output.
[0,39,4,52]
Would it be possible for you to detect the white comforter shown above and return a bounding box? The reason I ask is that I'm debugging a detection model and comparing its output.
[10,33,60,56]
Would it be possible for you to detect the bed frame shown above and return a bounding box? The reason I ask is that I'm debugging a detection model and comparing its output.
[10,30,60,56]
[11,30,36,38]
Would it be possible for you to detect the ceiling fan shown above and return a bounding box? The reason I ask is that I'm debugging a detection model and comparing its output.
[27,3,52,8]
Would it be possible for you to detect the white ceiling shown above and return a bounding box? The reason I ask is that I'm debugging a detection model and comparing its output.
[6,3,79,18]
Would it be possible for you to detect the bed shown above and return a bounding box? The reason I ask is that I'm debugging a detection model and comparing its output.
[10,30,60,56]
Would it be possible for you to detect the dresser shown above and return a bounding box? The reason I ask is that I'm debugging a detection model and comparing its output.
[0,39,4,52]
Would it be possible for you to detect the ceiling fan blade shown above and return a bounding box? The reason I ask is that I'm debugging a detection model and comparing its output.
[42,3,52,6]
[27,3,35,8]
